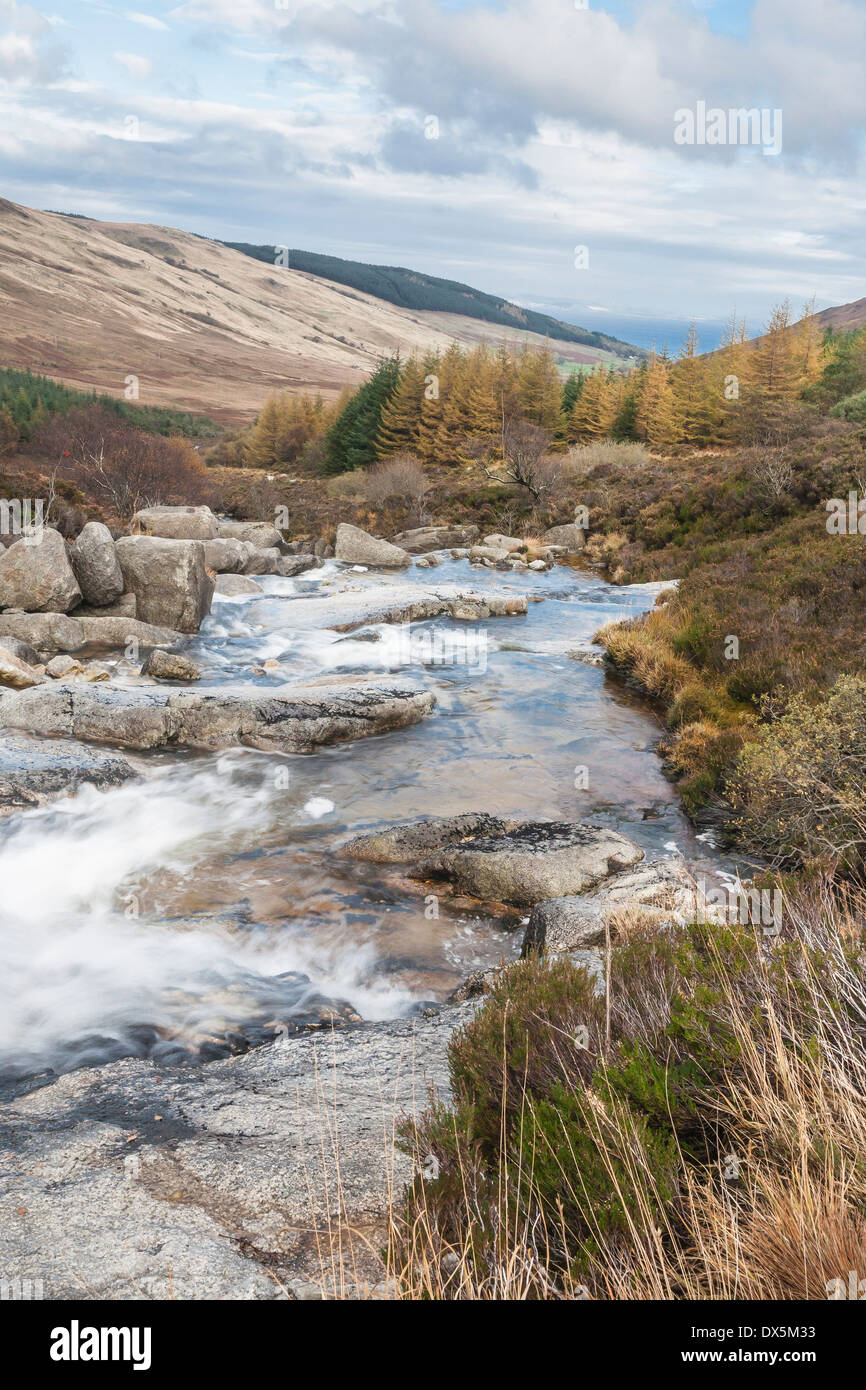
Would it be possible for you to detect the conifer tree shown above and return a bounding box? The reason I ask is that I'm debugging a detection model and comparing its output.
[376,356,425,458]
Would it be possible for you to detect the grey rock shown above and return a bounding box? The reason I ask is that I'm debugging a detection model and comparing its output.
[0,635,41,666]
[277,554,322,578]
[133,505,217,541]
[390,525,479,554]
[0,611,86,654]
[0,1008,467,1299]
[202,538,250,574]
[343,812,508,864]
[0,680,436,753]
[0,733,135,816]
[470,544,514,564]
[522,860,696,957]
[242,547,282,576]
[216,520,282,549]
[0,527,81,613]
[115,536,214,634]
[482,534,525,553]
[543,522,585,552]
[75,616,182,651]
[420,821,644,906]
[271,583,526,634]
[213,574,263,597]
[75,592,137,619]
[70,522,124,607]
[141,650,202,682]
[335,523,411,569]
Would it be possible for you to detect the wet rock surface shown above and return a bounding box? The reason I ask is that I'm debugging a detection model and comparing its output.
[420,821,645,905]
[0,733,136,816]
[0,1007,467,1299]
[0,680,437,752]
[343,812,508,863]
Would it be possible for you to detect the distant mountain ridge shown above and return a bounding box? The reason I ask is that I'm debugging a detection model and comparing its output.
[220,242,637,358]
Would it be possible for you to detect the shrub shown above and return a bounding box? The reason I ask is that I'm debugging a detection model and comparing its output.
[729,674,866,873]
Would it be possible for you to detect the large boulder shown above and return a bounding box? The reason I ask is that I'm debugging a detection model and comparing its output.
[0,680,437,753]
[390,525,479,555]
[132,506,217,541]
[0,528,81,613]
[420,821,644,906]
[482,534,525,553]
[343,813,507,864]
[543,523,585,553]
[216,520,282,549]
[335,524,411,569]
[202,538,250,574]
[0,611,86,654]
[114,536,214,634]
[70,522,124,607]
[242,548,282,576]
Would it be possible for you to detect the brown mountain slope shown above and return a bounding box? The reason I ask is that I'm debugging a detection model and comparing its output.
[0,199,620,423]
[813,296,866,334]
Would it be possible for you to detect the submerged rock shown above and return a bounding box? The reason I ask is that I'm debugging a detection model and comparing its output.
[343,812,507,864]
[335,523,411,569]
[420,821,644,906]
[0,733,135,816]
[0,680,437,752]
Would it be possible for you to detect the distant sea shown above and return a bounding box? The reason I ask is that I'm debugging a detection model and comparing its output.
[544,307,729,355]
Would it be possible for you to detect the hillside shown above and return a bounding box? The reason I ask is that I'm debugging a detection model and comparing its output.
[0,199,631,424]
[813,295,866,334]
[220,241,635,356]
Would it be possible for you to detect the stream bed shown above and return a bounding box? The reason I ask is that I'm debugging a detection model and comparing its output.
[0,557,737,1092]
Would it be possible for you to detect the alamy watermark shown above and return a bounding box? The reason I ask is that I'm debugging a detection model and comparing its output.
[674,102,782,157]
[0,498,44,546]
[695,877,782,936]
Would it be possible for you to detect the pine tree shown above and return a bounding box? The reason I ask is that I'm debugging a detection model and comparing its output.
[322,356,402,474]
[571,369,617,441]
[517,343,562,429]
[376,356,425,458]
[751,300,798,400]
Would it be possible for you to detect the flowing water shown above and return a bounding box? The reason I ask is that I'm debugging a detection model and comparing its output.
[0,557,736,1092]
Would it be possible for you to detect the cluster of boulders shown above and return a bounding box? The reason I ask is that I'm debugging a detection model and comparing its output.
[334,520,585,573]
[0,505,325,690]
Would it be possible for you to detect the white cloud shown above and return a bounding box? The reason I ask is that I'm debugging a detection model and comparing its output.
[113,51,153,79]
[125,11,170,31]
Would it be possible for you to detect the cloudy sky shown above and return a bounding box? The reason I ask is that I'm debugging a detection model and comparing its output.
[1,0,864,348]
